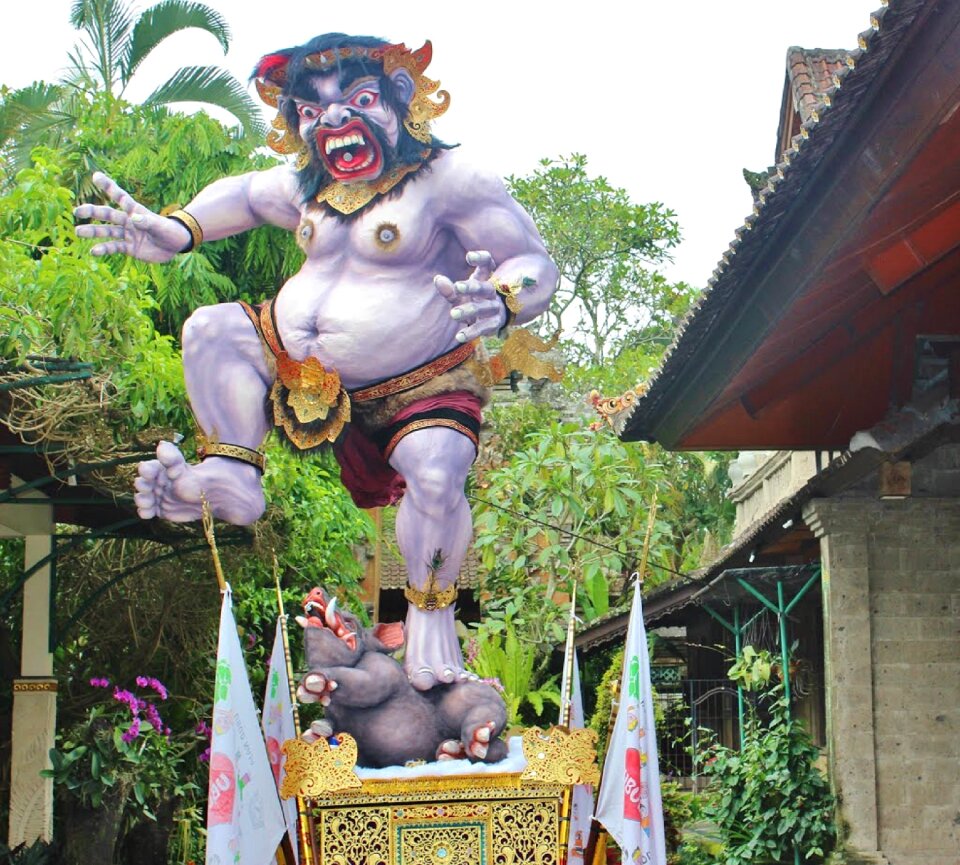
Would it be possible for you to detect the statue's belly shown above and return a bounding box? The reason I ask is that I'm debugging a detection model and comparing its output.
[272,272,463,389]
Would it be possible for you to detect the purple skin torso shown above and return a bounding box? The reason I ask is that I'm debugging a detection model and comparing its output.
[209,150,555,387]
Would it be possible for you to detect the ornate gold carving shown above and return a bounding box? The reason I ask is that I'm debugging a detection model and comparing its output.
[315,157,428,215]
[12,680,58,693]
[491,275,534,315]
[317,805,391,862]
[308,777,561,864]
[492,798,558,864]
[280,735,362,797]
[520,726,600,786]
[467,329,562,387]
[379,42,451,143]
[404,571,458,611]
[588,383,647,432]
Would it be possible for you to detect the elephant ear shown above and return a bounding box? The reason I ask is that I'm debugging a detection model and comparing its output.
[370,621,405,653]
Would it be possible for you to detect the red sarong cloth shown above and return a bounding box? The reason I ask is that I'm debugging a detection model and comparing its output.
[333,391,483,509]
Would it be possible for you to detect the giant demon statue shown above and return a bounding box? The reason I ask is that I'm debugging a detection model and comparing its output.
[75,34,558,690]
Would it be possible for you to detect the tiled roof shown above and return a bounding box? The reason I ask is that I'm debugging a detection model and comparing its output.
[616,0,928,442]
[786,47,849,124]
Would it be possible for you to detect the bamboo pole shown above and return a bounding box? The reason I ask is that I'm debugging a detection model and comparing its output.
[558,583,578,863]
[273,557,316,865]
[200,496,227,593]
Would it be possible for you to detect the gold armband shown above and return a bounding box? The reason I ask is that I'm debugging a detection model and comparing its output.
[404,573,458,611]
[491,275,536,315]
[167,209,203,253]
[197,441,265,472]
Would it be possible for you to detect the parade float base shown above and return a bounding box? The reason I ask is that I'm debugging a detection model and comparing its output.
[280,726,599,865]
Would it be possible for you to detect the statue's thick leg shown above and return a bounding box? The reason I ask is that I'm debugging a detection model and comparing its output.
[390,427,475,691]
[133,303,272,525]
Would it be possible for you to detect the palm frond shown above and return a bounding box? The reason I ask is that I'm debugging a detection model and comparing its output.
[0,83,65,142]
[124,0,231,85]
[143,66,266,138]
[69,0,134,94]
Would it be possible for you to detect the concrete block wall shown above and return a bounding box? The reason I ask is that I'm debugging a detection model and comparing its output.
[804,492,960,865]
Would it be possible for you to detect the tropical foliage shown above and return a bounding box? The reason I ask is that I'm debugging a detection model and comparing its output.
[507,153,695,365]
[0,0,263,181]
[700,688,837,864]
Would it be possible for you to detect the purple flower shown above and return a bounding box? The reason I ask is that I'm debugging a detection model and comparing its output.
[89,677,110,688]
[136,676,149,688]
[121,717,141,743]
[148,677,168,700]
[199,746,211,764]
[144,702,166,734]
[195,720,212,738]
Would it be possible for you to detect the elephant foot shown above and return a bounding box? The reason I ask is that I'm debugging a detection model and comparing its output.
[298,672,338,707]
[301,719,334,744]
[436,739,467,761]
[133,441,265,525]
[466,721,496,761]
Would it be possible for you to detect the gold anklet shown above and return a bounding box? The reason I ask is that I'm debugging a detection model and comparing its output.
[197,441,265,472]
[404,572,458,611]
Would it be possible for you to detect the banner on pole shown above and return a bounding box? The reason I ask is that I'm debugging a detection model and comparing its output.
[263,620,300,864]
[593,582,667,865]
[567,652,595,862]
[207,588,287,865]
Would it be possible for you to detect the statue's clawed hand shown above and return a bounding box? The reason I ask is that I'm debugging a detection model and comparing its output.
[434,250,506,343]
[74,172,191,263]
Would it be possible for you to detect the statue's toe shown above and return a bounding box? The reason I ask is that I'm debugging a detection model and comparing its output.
[409,666,437,691]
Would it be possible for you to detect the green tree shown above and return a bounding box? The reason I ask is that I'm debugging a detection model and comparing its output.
[0,0,264,179]
[507,154,690,365]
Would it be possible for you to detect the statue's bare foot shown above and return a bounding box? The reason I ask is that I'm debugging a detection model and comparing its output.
[133,441,265,525]
[404,605,468,691]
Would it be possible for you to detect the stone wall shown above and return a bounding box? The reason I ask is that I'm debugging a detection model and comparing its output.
[804,486,960,865]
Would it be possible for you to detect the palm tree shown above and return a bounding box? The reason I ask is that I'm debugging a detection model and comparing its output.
[1,0,264,178]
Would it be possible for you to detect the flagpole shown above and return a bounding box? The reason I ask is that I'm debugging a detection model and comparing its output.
[273,557,316,865]
[585,490,660,864]
[558,583,578,863]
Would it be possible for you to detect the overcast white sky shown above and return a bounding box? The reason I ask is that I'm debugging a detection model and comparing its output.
[2,1,878,287]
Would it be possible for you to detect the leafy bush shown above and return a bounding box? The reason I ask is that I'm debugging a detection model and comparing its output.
[700,689,836,864]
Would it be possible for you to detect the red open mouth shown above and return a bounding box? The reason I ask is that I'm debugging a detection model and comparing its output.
[302,588,358,651]
[315,119,383,182]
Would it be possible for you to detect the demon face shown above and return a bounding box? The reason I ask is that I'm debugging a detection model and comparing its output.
[294,74,398,182]
[292,67,414,184]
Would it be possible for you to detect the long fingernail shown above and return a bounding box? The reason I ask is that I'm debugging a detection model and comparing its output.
[455,331,467,343]
[451,309,463,321]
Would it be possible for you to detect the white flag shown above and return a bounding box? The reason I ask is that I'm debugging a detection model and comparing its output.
[262,620,299,864]
[207,588,287,865]
[566,652,594,863]
[594,582,667,865]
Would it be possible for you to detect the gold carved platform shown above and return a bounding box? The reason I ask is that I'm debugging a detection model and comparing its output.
[281,727,598,865]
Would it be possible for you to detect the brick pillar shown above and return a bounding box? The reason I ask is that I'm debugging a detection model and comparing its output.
[802,499,888,865]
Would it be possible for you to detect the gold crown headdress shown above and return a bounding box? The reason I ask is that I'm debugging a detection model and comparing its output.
[252,40,450,156]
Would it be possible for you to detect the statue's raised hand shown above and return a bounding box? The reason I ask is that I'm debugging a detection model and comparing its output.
[435,250,506,343]
[74,172,190,263]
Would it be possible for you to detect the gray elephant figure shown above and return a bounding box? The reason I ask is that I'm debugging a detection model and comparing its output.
[296,587,508,769]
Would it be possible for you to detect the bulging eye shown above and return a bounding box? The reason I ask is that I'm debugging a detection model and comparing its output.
[297,103,321,120]
[351,90,378,109]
